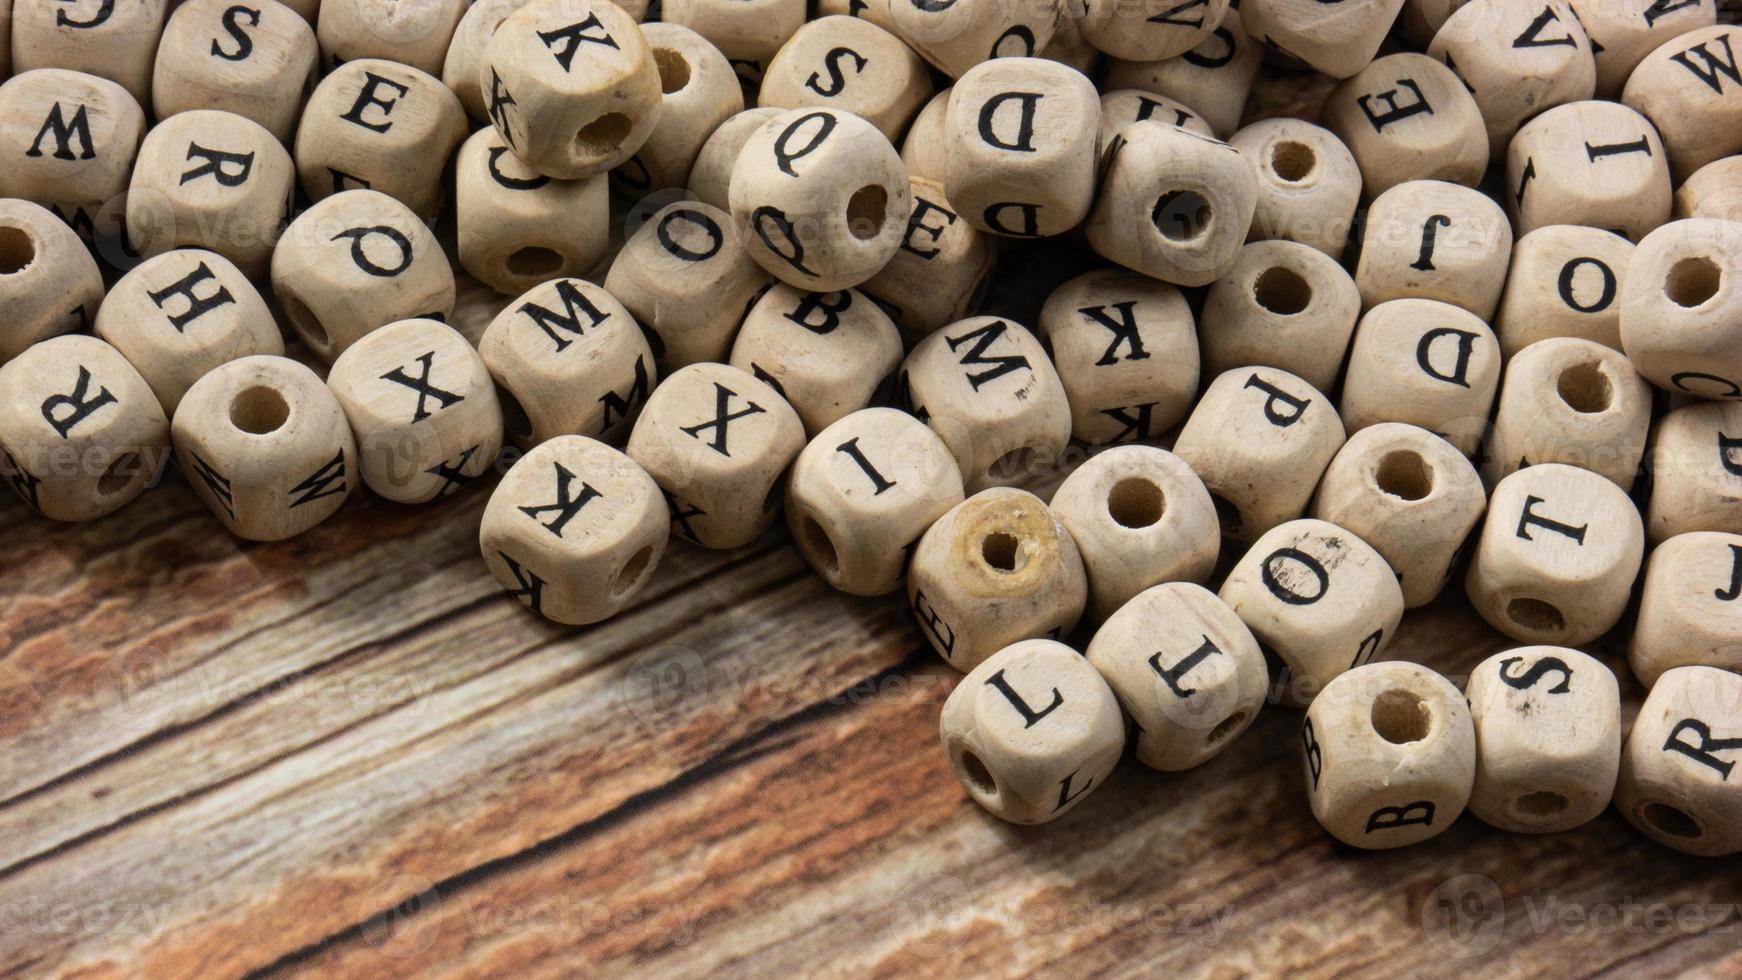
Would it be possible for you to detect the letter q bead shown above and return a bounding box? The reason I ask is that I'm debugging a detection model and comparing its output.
[1616,665,1742,856]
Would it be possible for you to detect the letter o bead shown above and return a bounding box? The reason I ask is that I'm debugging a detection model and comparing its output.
[1494,225,1633,356]
[0,200,106,365]
[1629,532,1742,687]
[1620,218,1742,400]
[940,638,1125,825]
[1616,665,1742,856]
[455,126,611,296]
[152,0,320,144]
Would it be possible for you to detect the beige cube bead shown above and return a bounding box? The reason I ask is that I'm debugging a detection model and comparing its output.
[1175,367,1346,542]
[172,354,357,540]
[0,69,146,244]
[1200,240,1360,393]
[785,406,965,595]
[859,175,996,335]
[1080,0,1228,62]
[943,58,1099,239]
[907,487,1088,671]
[1507,100,1671,242]
[454,126,610,296]
[1339,299,1500,457]
[0,200,105,365]
[899,317,1072,491]
[1229,118,1361,260]
[815,0,897,32]
[1086,123,1257,286]
[295,59,468,220]
[686,106,783,210]
[1050,445,1220,621]
[1097,90,1216,158]
[1355,179,1511,320]
[661,0,805,88]
[1466,463,1644,645]
[1426,0,1596,147]
[1037,268,1200,445]
[271,189,456,361]
[758,16,931,143]
[625,362,805,549]
[1322,53,1488,198]
[1312,423,1485,609]
[479,434,669,625]
[327,318,503,504]
[1485,338,1652,491]
[613,23,744,194]
[444,0,537,122]
[1102,12,1263,138]
[1303,662,1474,848]
[1624,26,1742,184]
[728,284,902,437]
[1397,0,1468,46]
[1646,401,1742,542]
[12,0,166,106]
[728,107,910,290]
[1466,646,1621,834]
[1620,218,1742,399]
[317,0,465,75]
[1566,0,1716,98]
[152,0,320,144]
[1240,0,1403,78]
[1615,664,1742,856]
[1087,582,1265,770]
[0,336,168,521]
[1674,155,1742,221]
[899,87,950,182]
[1631,532,1742,687]
[888,0,1060,79]
[1495,225,1633,356]
[93,250,283,415]
[480,277,656,447]
[940,638,1125,824]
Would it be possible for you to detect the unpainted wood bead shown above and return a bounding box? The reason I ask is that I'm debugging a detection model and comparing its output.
[1229,118,1360,260]
[1087,582,1265,770]
[1174,367,1346,543]
[271,189,456,361]
[1425,0,1596,147]
[1506,100,1671,242]
[1339,299,1501,457]
[327,318,504,504]
[171,354,357,540]
[1465,646,1621,834]
[444,0,537,122]
[1674,155,1742,221]
[455,126,611,297]
[784,407,965,595]
[1644,401,1742,542]
[1397,0,1469,47]
[815,0,898,32]
[888,0,1061,79]
[898,316,1072,491]
[0,335,167,522]
[0,199,105,365]
[758,16,932,143]
[1085,123,1256,286]
[1619,217,1742,399]
[1565,0,1715,97]
[479,433,669,625]
[859,175,997,336]
[152,0,320,144]
[480,277,656,447]
[1050,445,1220,621]
[686,106,783,210]
[1355,179,1511,320]
[614,23,745,195]
[1200,240,1360,393]
[1466,463,1644,645]
[12,0,166,106]
[295,59,468,220]
[1037,268,1200,445]
[1615,664,1742,856]
[661,0,806,89]
[907,487,1088,671]
[1494,225,1632,356]
[1302,661,1475,848]
[1240,0,1404,79]
[728,285,903,437]
[1322,52,1488,198]
[1080,0,1229,63]
[899,87,950,181]
[939,638,1125,824]
[0,69,146,244]
[1624,25,1742,183]
[1098,89,1215,156]
[1102,11,1263,138]
[1485,337,1652,491]
[93,249,282,415]
[1630,532,1742,687]
[1038,5,1099,76]
[1312,423,1485,609]
[317,0,466,75]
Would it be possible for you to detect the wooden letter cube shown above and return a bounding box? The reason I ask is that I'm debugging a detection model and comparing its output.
[1620,218,1742,399]
[1081,0,1228,63]
[1616,665,1742,855]
[687,106,783,209]
[1339,299,1500,457]
[1200,240,1360,393]
[1674,156,1742,222]
[1645,402,1742,542]
[1567,0,1716,97]
[152,0,320,144]
[758,16,932,142]
[899,87,950,182]
[1240,0,1404,79]
[1229,117,1362,259]
[444,0,542,123]
[0,200,105,365]
[727,284,903,437]
[660,0,805,88]
[1494,225,1633,356]
[1098,90,1217,154]
[1425,0,1596,147]
[859,176,997,335]
[12,0,167,105]
[455,126,611,296]
[1322,53,1488,197]
[1355,179,1512,320]
[889,0,1061,79]
[317,0,466,75]
[1631,531,1742,687]
[1485,337,1652,491]
[613,23,745,195]
[1102,12,1263,138]
[1507,100,1671,242]
[0,69,146,245]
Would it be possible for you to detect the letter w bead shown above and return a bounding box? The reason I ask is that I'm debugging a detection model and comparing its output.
[289,450,348,507]
[518,462,602,537]
[678,383,766,457]
[380,351,465,422]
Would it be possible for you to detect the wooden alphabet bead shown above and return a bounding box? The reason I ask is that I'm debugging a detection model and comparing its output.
[125,110,294,278]
[907,488,1089,671]
[1485,338,1652,491]
[687,106,783,210]
[1102,11,1263,138]
[0,69,146,243]
[1425,0,1596,147]
[899,88,950,182]
[479,434,669,625]
[1355,179,1511,320]
[1630,532,1742,687]
[93,249,283,415]
[888,0,1061,80]
[605,201,770,370]
[1080,0,1228,63]
[317,0,466,75]
[0,336,167,521]
[1466,463,1644,645]
[1465,646,1621,834]
[728,284,902,437]
[898,317,1071,491]
[1085,123,1257,286]
[1200,240,1360,393]
[815,0,897,32]
[294,59,467,220]
[1644,401,1742,541]
[1624,26,1742,184]
[152,0,320,144]
[1615,664,1742,856]
[327,319,503,504]
[1674,155,1742,221]
[660,0,805,90]
[1322,53,1488,197]
[939,638,1125,824]
[758,16,932,142]
[1228,118,1361,259]
[1302,662,1475,848]
[613,23,745,195]
[1397,0,1468,47]
[1050,445,1220,620]
[444,0,538,122]
[1312,423,1485,608]
[943,57,1099,239]
[1098,90,1216,156]
[1506,100,1671,242]
[12,0,166,106]
[785,407,965,595]
[1174,367,1346,542]
[1039,8,1099,76]
[1495,225,1633,356]
[0,199,105,365]
[1240,0,1404,79]
[1619,218,1742,399]
[172,354,357,540]
[480,278,656,447]
[1565,0,1715,97]
[1037,268,1200,445]
[1087,582,1265,770]
[455,126,610,297]
[478,0,662,180]
[859,175,997,335]
[1339,299,1501,456]
[271,190,456,361]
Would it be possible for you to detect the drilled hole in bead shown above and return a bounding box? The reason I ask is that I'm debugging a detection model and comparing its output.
[980,531,1025,573]
[1557,361,1613,414]
[574,113,632,158]
[652,47,691,94]
[280,294,331,353]
[960,749,997,795]
[1514,791,1569,819]
[846,184,887,241]
[0,225,36,274]
[1254,266,1311,315]
[97,452,140,496]
[799,514,839,576]
[498,388,533,442]
[1643,802,1703,838]
[1506,597,1566,634]
[611,545,654,597]
[1107,476,1164,528]
[506,246,563,279]
[1664,256,1720,308]
[1269,140,1316,182]
[1153,190,1212,241]
[1207,711,1246,745]
[1375,450,1433,501]
[229,386,289,435]
[1370,689,1430,745]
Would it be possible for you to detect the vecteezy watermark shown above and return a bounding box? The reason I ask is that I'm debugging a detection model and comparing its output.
[893,874,1236,950]
[1422,874,1742,958]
